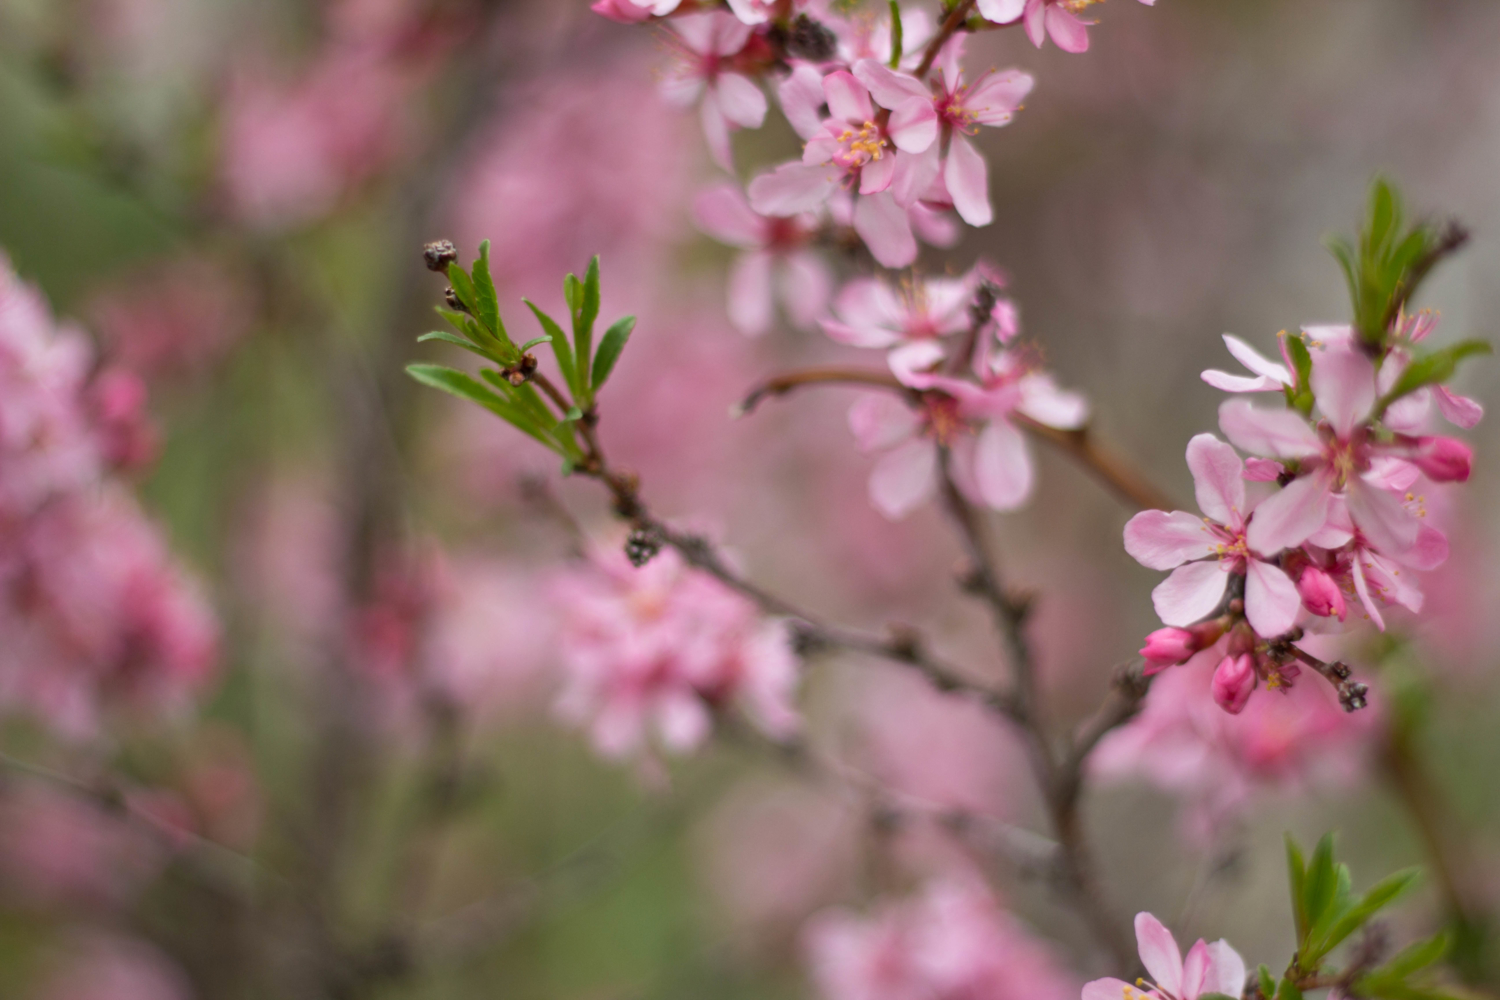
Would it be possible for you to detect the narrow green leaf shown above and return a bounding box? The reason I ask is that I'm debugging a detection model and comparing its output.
[1378,932,1450,979]
[405,364,556,450]
[563,406,583,421]
[470,241,504,342]
[1384,340,1491,405]
[1282,331,1312,389]
[1304,834,1338,925]
[591,315,635,391]
[417,330,496,361]
[519,335,553,352]
[888,0,903,67]
[564,272,581,315]
[1286,835,1309,944]
[524,299,578,401]
[1257,966,1277,1000]
[1199,994,1237,1000]
[1313,868,1419,961]
[448,267,481,320]
[574,256,601,399]
[1276,976,1304,1000]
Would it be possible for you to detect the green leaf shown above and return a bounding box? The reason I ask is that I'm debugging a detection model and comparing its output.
[591,315,635,391]
[1303,833,1339,942]
[1199,994,1238,1000]
[519,334,553,352]
[1312,868,1419,961]
[1282,331,1312,389]
[1383,340,1491,406]
[417,330,494,360]
[524,299,578,401]
[470,240,505,343]
[1379,932,1450,979]
[1276,976,1304,1000]
[561,406,584,423]
[405,364,556,450]
[1258,966,1277,1000]
[1286,835,1310,943]
[448,267,480,320]
[888,0,903,67]
[564,272,581,315]
[574,256,601,400]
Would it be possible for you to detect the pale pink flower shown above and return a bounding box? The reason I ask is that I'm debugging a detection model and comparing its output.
[1124,434,1301,639]
[750,69,936,267]
[820,273,975,356]
[1304,497,1448,631]
[1083,913,1243,1000]
[977,0,1156,54]
[828,3,934,69]
[847,346,1087,519]
[552,543,799,759]
[88,257,250,379]
[592,0,668,22]
[1382,311,1485,431]
[693,183,830,335]
[854,38,1033,226]
[805,876,1076,1000]
[661,12,769,171]
[0,785,163,909]
[1201,332,1296,394]
[1219,341,1430,558]
[31,933,192,1000]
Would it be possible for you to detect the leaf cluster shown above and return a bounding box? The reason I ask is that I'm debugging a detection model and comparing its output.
[405,248,635,468]
[1273,834,1457,1000]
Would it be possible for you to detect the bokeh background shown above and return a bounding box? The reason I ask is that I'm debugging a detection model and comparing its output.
[0,0,1498,997]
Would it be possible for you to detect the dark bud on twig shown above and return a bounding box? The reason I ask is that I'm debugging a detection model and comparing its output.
[625,527,663,568]
[1338,679,1369,712]
[785,15,837,61]
[423,240,458,272]
[444,286,465,311]
[969,280,1001,330]
[789,621,826,657]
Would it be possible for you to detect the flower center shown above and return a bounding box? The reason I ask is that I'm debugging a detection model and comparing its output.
[923,395,968,446]
[939,89,980,133]
[833,121,888,170]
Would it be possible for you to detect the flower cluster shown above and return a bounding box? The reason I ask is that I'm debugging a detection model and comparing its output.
[0,256,217,738]
[804,876,1076,1000]
[838,268,1088,517]
[1126,324,1478,713]
[551,542,799,760]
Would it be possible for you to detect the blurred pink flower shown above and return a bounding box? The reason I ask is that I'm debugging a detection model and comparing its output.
[89,257,250,379]
[1091,661,1377,839]
[0,785,163,909]
[31,933,192,1000]
[805,876,1076,1000]
[977,0,1156,54]
[661,12,769,171]
[552,542,799,759]
[693,183,830,336]
[1083,912,1243,1000]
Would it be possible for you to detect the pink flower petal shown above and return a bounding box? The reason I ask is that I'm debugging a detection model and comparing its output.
[1402,523,1448,571]
[778,65,827,141]
[1310,342,1377,437]
[1202,370,1283,393]
[1223,334,1292,384]
[1206,941,1247,996]
[714,72,768,129]
[1017,374,1088,428]
[1243,457,1285,482]
[1152,562,1229,628]
[1022,0,1047,47]
[969,419,1032,510]
[1349,555,1385,631]
[699,93,734,172]
[727,250,774,336]
[1185,433,1245,527]
[824,71,874,123]
[779,251,832,330]
[891,142,942,207]
[692,184,764,247]
[976,0,1026,23]
[1134,912,1185,997]
[869,438,937,519]
[1084,981,1137,1000]
[1245,558,1300,638]
[748,162,837,216]
[1245,470,1331,555]
[851,60,930,110]
[1345,477,1418,556]
[1045,4,1090,52]
[888,340,947,385]
[1218,399,1321,458]
[859,151,897,195]
[1125,510,1218,571]
[966,69,1034,125]
[945,134,992,227]
[853,193,917,268]
[888,100,939,154]
[849,394,920,452]
[1435,386,1483,429]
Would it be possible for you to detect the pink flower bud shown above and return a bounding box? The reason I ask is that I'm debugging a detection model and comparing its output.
[1211,653,1257,715]
[1297,565,1346,620]
[1411,436,1473,483]
[1139,627,1197,673]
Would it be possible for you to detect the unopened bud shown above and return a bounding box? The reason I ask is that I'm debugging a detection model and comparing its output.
[1411,436,1472,483]
[1140,627,1197,673]
[1211,653,1257,714]
[624,527,662,568]
[422,240,458,272]
[444,286,465,311]
[1297,565,1347,620]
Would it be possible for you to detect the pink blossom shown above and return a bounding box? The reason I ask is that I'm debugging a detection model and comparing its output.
[1140,627,1200,671]
[977,0,1155,54]
[31,933,192,1000]
[1210,652,1256,714]
[1294,564,1346,621]
[1092,662,1377,837]
[805,876,1076,1000]
[552,543,799,759]
[693,183,831,335]
[1082,913,1243,1000]
[1124,434,1301,639]
[660,12,769,171]
[847,345,1087,519]
[820,273,975,353]
[1305,498,1447,631]
[1201,332,1296,394]
[827,3,934,68]
[1384,311,1484,431]
[750,69,936,267]
[88,257,250,379]
[854,38,1033,226]
[0,785,163,909]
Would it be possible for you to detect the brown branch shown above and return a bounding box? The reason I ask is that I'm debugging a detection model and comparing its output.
[1014,415,1178,513]
[914,0,978,79]
[736,366,908,416]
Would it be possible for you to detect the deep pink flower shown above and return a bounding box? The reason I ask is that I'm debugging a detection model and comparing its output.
[660,12,768,171]
[552,543,799,759]
[693,183,830,335]
[1083,913,1243,1000]
[854,38,1033,226]
[1140,627,1199,671]
[1210,652,1256,714]
[1124,434,1301,638]
[1295,564,1346,621]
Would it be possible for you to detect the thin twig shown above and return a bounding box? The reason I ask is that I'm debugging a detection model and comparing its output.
[914,0,978,79]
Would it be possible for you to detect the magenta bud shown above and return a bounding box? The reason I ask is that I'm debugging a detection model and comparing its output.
[1212,653,1257,714]
[1297,566,1346,621]
[1412,436,1473,483]
[1140,627,1198,673]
